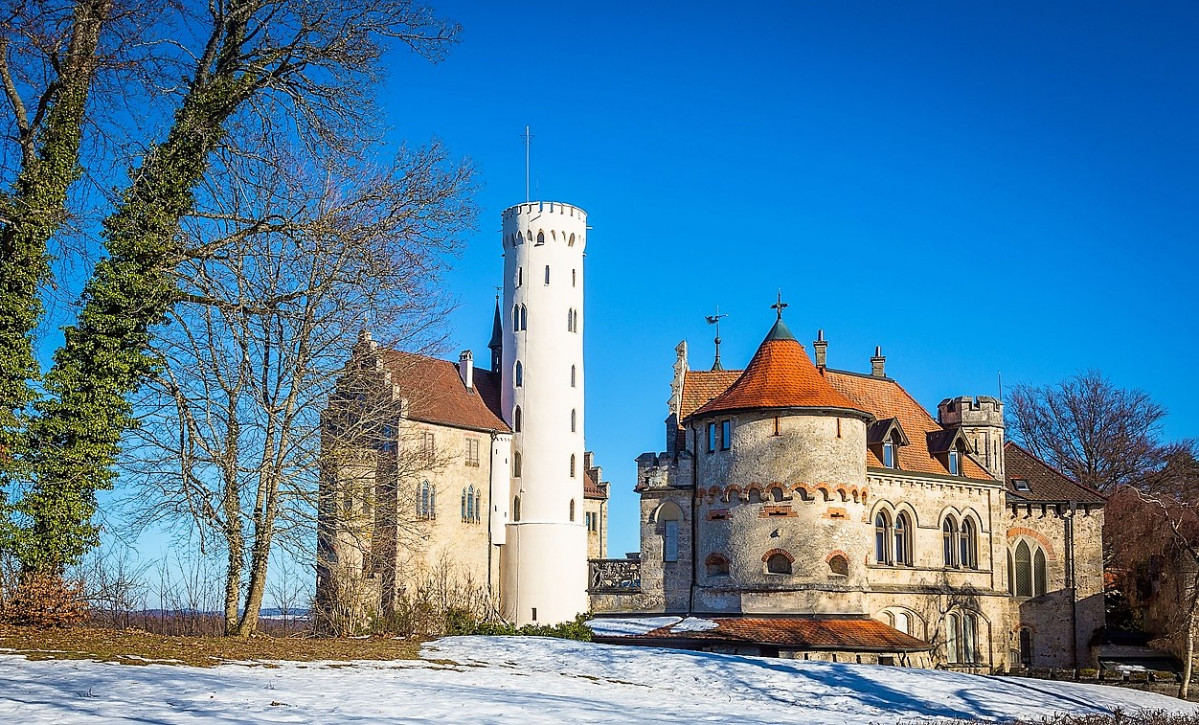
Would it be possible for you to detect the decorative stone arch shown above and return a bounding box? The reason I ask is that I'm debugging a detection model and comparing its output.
[767,483,786,502]
[650,500,685,523]
[936,505,964,527]
[1005,527,1057,560]
[893,501,921,528]
[704,552,730,577]
[940,605,992,664]
[535,230,545,245]
[724,484,743,503]
[834,484,849,502]
[762,548,795,563]
[762,548,794,575]
[814,483,832,502]
[789,483,813,501]
[706,485,722,502]
[868,499,898,522]
[877,606,924,638]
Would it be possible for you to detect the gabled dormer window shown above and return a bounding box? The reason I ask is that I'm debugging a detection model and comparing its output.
[948,449,960,476]
[883,441,896,468]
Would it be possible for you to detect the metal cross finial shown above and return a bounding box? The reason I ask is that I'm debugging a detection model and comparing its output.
[520,125,534,203]
[494,285,502,302]
[770,289,788,320]
[705,306,728,371]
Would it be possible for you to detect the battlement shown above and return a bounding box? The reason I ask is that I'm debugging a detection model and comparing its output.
[938,395,1004,428]
[502,201,588,221]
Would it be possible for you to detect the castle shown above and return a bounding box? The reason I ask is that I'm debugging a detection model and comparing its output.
[317,196,1107,671]
[586,313,1106,671]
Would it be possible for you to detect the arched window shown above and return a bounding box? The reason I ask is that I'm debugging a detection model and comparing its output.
[544,265,550,285]
[1034,547,1047,596]
[419,480,435,520]
[569,499,575,522]
[467,485,475,521]
[567,307,573,331]
[536,231,545,245]
[512,304,519,332]
[705,553,730,577]
[961,613,978,664]
[516,231,523,245]
[658,504,682,562]
[570,454,576,477]
[513,495,521,521]
[461,488,467,520]
[572,309,579,332]
[770,487,784,502]
[1008,549,1015,594]
[875,511,891,564]
[513,450,522,477]
[893,610,910,635]
[520,305,527,330]
[943,516,959,567]
[517,266,523,286]
[960,518,977,569]
[571,409,576,432]
[1019,628,1033,667]
[766,553,792,575]
[747,488,762,503]
[474,490,481,522]
[1014,541,1033,597]
[515,361,523,387]
[568,233,575,246]
[828,554,848,577]
[945,613,959,664]
[513,406,522,433]
[572,268,577,287]
[570,365,576,387]
[894,512,911,565]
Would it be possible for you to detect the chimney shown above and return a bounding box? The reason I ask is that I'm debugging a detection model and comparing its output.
[458,349,474,390]
[813,329,828,368]
[870,346,886,378]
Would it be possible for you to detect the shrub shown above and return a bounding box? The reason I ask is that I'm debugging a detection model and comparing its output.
[2,571,88,627]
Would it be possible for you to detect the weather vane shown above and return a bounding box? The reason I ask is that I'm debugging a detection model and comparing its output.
[770,289,788,320]
[705,306,728,371]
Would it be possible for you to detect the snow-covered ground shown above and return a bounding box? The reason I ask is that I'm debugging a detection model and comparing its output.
[0,636,1195,723]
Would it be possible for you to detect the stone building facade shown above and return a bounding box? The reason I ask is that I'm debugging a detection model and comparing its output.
[593,314,1105,672]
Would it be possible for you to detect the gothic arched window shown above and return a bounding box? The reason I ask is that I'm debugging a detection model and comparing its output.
[570,365,576,387]
[544,265,550,285]
[893,512,912,565]
[515,361,523,387]
[520,305,527,331]
[874,511,891,564]
[943,516,959,567]
[960,517,978,569]
[570,454,576,478]
[571,408,576,433]
[513,406,522,433]
[513,450,522,477]
[569,499,575,522]
[1014,541,1033,596]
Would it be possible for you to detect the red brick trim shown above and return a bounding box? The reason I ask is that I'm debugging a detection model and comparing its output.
[762,548,795,563]
[1006,526,1057,560]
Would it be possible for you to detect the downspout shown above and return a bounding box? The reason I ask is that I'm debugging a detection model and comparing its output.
[689,422,698,616]
[1066,505,1078,667]
[486,429,496,608]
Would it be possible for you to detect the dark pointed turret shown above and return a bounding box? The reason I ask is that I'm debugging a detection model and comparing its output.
[488,297,503,373]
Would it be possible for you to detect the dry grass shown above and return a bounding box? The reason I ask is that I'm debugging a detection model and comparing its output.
[0,625,421,668]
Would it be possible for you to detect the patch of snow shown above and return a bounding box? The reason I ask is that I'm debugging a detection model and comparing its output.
[0,636,1195,723]
[670,617,718,632]
[585,616,680,636]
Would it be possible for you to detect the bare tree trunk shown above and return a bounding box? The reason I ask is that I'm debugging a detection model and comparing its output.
[1181,570,1199,699]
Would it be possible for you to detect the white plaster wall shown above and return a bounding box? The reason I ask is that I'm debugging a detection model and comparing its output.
[500,201,589,624]
[489,433,511,545]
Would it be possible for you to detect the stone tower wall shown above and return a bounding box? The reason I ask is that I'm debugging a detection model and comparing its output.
[499,201,589,625]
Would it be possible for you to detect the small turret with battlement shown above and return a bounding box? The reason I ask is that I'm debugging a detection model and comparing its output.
[938,396,1005,481]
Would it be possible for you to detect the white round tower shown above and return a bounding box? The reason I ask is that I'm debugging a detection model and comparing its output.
[499,200,589,625]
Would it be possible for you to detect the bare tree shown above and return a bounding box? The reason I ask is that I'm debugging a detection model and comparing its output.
[122,139,473,636]
[1008,370,1169,492]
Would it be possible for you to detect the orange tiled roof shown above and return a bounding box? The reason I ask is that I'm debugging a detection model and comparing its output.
[680,370,741,419]
[381,350,510,433]
[639,617,931,652]
[689,319,870,420]
[1004,441,1105,504]
[825,371,993,481]
[677,351,993,481]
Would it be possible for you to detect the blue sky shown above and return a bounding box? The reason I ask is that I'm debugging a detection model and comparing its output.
[379,1,1198,557]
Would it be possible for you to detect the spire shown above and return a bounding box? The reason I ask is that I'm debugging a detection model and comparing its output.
[488,295,503,373]
[704,306,728,371]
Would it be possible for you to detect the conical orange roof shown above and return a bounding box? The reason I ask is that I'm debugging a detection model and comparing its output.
[689,318,871,420]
